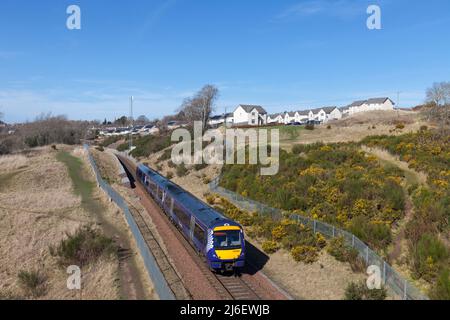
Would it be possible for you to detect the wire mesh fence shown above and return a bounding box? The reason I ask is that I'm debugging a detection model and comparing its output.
[84,145,175,300]
[209,176,428,300]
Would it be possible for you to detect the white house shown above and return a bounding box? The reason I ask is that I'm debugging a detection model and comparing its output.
[295,111,309,123]
[268,113,284,124]
[322,107,343,122]
[344,98,395,116]
[284,112,296,124]
[233,105,268,126]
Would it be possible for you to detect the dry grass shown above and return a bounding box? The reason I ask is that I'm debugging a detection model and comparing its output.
[0,154,28,172]
[284,110,431,148]
[0,145,121,300]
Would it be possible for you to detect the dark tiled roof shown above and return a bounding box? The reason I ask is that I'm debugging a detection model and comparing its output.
[366,97,394,105]
[296,110,310,116]
[321,106,338,113]
[347,97,394,108]
[238,104,268,114]
[348,100,366,108]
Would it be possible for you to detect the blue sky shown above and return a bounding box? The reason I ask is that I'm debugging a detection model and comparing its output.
[1,0,450,123]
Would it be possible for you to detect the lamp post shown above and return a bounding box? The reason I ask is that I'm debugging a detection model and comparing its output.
[129,96,134,152]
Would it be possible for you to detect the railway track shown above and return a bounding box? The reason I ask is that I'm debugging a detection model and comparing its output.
[116,153,262,300]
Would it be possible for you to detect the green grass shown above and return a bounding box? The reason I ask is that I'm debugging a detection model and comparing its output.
[56,151,98,212]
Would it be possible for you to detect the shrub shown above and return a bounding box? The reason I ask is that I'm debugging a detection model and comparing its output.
[292,144,303,155]
[349,216,392,250]
[420,125,428,131]
[305,124,315,131]
[116,143,129,152]
[395,123,405,130]
[327,125,332,130]
[202,176,212,184]
[430,269,450,300]
[410,233,449,281]
[206,194,216,205]
[291,245,319,263]
[50,226,116,267]
[95,146,105,152]
[262,241,280,254]
[176,164,189,177]
[17,270,47,297]
[344,281,387,300]
[194,163,208,171]
[167,160,176,168]
[158,148,172,162]
[327,237,365,272]
[166,171,174,179]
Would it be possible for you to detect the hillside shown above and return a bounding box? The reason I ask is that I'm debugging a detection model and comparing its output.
[0,146,155,300]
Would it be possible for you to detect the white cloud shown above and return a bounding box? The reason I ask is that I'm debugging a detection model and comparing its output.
[275,0,367,20]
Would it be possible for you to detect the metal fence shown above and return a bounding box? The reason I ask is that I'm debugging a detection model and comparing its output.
[84,145,175,300]
[209,176,428,300]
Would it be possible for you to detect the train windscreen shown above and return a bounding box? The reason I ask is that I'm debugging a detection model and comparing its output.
[213,230,241,250]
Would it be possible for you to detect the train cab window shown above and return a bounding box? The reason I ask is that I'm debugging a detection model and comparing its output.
[213,230,241,250]
[173,204,190,227]
[194,224,206,244]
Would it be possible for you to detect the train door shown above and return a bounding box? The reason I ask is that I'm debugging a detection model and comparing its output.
[189,215,196,242]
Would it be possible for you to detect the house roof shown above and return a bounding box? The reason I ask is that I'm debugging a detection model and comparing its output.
[366,97,394,105]
[269,113,283,118]
[238,104,268,114]
[348,100,366,108]
[296,110,310,116]
[321,106,338,114]
[347,97,394,108]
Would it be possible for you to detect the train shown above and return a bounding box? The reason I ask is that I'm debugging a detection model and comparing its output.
[136,163,246,272]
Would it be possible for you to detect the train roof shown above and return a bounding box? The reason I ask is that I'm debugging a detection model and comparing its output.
[137,164,236,228]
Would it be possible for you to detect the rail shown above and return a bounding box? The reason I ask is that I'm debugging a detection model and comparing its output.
[84,145,176,300]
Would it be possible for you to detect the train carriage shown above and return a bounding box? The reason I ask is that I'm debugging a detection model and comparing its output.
[136,164,245,272]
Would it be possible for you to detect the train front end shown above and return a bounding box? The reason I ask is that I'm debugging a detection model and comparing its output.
[206,223,245,272]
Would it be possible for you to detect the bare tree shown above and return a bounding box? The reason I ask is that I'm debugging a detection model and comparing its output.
[426,82,450,106]
[136,115,149,125]
[179,84,219,131]
[424,82,450,130]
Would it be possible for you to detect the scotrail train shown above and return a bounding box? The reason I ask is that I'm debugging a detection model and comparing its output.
[136,163,245,272]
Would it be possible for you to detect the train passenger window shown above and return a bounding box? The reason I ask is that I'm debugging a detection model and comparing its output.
[194,224,205,244]
[158,188,164,199]
[164,194,171,208]
[173,204,190,227]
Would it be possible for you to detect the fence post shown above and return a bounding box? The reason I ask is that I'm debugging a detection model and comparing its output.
[365,247,369,264]
[313,221,317,234]
[383,261,386,285]
[332,226,335,238]
[352,235,355,247]
[403,280,408,300]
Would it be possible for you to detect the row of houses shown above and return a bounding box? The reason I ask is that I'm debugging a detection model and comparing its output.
[209,97,395,127]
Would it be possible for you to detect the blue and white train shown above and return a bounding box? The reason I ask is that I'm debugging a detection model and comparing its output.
[136,164,246,272]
